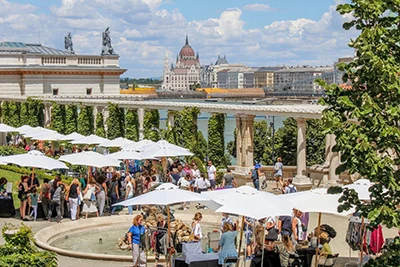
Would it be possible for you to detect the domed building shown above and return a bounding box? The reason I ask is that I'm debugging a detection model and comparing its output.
[162,35,201,91]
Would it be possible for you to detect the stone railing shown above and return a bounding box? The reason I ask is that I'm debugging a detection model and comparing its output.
[41,57,67,65]
[77,57,102,65]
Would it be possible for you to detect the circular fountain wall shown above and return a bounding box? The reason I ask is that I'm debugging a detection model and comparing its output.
[34,213,221,262]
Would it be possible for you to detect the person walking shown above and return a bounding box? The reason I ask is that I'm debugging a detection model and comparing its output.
[274,157,284,190]
[125,176,135,215]
[82,176,100,219]
[284,179,297,194]
[65,178,80,221]
[222,168,236,188]
[48,181,63,223]
[109,174,120,215]
[40,178,51,220]
[127,214,146,267]
[28,187,38,221]
[207,160,216,190]
[18,176,29,221]
[250,164,261,190]
[96,175,107,217]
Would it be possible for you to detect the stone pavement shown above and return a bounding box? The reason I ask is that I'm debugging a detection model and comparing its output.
[0,181,397,267]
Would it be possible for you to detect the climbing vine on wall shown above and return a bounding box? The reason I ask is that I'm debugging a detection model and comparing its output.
[51,102,65,134]
[207,113,226,168]
[1,102,10,125]
[27,98,44,127]
[144,109,160,141]
[95,112,106,138]
[125,109,139,141]
[77,105,94,136]
[7,102,21,127]
[106,103,125,139]
[65,104,78,135]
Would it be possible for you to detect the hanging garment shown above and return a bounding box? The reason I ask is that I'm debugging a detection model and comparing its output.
[346,217,365,251]
[369,225,384,254]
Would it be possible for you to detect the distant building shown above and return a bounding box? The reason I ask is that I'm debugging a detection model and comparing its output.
[161,35,201,91]
[0,41,125,96]
[254,67,282,88]
[273,66,334,92]
[243,69,256,88]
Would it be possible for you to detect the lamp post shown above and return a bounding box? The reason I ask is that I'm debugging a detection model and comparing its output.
[270,116,275,164]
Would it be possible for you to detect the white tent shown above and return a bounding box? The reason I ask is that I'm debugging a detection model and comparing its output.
[142,140,193,157]
[99,137,136,148]
[59,151,121,168]
[60,132,86,141]
[1,150,68,170]
[0,123,17,133]
[70,134,109,145]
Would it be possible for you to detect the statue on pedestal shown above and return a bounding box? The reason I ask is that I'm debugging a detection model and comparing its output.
[101,27,115,55]
[64,32,74,54]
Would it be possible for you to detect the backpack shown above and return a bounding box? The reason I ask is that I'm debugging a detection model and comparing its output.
[320,224,337,239]
[289,185,297,193]
[251,170,258,180]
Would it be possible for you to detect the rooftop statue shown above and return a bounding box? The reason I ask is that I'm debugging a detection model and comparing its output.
[64,32,74,54]
[101,27,115,55]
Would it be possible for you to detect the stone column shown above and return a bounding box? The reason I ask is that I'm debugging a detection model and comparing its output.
[167,110,175,128]
[102,106,109,132]
[234,114,255,169]
[138,108,145,140]
[293,118,312,188]
[44,103,52,128]
[235,115,243,167]
[324,134,333,167]
[328,134,340,182]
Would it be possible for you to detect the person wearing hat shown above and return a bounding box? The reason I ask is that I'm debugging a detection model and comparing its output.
[311,232,333,267]
[250,163,261,190]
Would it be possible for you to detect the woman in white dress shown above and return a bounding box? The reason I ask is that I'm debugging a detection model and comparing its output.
[82,176,100,219]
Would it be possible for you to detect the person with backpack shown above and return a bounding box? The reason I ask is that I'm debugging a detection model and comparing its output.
[284,179,297,194]
[278,215,293,237]
[250,163,261,190]
[274,157,284,190]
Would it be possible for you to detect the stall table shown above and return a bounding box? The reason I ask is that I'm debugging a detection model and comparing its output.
[0,196,16,217]
[251,247,316,267]
[174,253,220,267]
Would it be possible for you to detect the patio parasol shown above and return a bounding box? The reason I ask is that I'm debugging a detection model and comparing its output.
[99,137,136,148]
[59,151,121,168]
[70,134,109,145]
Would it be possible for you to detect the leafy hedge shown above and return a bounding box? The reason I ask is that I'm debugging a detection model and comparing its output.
[125,109,139,141]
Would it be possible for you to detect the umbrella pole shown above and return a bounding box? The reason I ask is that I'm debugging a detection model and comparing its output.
[359,216,365,266]
[167,204,172,267]
[237,216,245,267]
[314,212,322,267]
[261,221,266,267]
[31,167,35,187]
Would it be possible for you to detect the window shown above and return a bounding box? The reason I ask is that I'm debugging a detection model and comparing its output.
[52,88,59,95]
[86,88,92,95]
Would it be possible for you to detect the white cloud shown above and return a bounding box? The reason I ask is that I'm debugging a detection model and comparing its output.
[243,3,273,12]
[0,0,357,77]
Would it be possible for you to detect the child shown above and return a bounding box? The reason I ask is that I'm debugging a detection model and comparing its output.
[29,187,38,221]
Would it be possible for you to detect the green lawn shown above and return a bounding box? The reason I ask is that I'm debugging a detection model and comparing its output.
[0,169,25,209]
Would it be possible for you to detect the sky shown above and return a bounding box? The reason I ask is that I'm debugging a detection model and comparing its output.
[0,0,357,78]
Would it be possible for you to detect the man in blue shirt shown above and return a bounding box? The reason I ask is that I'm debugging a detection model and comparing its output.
[127,215,146,266]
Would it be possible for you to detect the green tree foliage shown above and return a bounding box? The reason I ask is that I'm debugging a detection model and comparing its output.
[125,109,139,141]
[50,103,65,133]
[207,113,226,168]
[1,102,9,124]
[27,98,44,127]
[164,111,178,144]
[306,119,326,166]
[253,121,274,165]
[6,102,21,127]
[0,223,57,266]
[274,118,297,166]
[20,102,29,126]
[144,109,160,141]
[226,129,237,159]
[65,104,78,135]
[95,112,106,138]
[77,105,94,136]
[106,103,125,139]
[196,130,207,162]
[318,2,400,265]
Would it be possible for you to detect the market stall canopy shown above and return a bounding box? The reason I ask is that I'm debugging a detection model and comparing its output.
[99,137,136,148]
[0,123,17,133]
[59,151,121,168]
[202,186,293,220]
[142,140,193,157]
[60,132,86,141]
[70,134,109,145]
[278,188,353,216]
[1,150,68,170]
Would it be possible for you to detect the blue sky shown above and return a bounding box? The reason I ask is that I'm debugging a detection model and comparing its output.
[1,0,356,78]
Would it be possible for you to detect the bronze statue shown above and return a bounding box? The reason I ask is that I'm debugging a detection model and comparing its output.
[101,27,115,55]
[64,32,74,54]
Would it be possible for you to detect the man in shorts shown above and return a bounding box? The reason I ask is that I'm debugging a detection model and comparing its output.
[274,157,283,190]
[207,160,216,190]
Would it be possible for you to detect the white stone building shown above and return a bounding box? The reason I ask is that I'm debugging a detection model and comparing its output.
[0,41,125,96]
[161,36,201,91]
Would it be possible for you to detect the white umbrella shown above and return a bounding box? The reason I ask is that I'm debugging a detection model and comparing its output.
[59,151,121,168]
[15,125,35,134]
[30,132,67,141]
[70,134,109,145]
[143,140,193,157]
[23,127,56,138]
[344,183,372,201]
[108,149,147,160]
[0,123,17,132]
[122,139,156,151]
[155,183,178,190]
[100,137,136,147]
[1,150,68,170]
[60,132,86,141]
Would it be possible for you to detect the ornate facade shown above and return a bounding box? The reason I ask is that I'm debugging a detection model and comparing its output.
[161,36,201,91]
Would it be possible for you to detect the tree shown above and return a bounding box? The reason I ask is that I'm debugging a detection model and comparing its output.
[20,102,29,126]
[27,98,44,127]
[95,112,106,138]
[106,103,125,139]
[318,2,400,266]
[77,106,94,136]
[274,118,297,166]
[143,109,160,141]
[1,102,10,125]
[125,109,139,141]
[226,129,237,159]
[306,119,326,166]
[50,103,65,133]
[7,102,20,127]
[65,104,78,134]
[207,113,226,168]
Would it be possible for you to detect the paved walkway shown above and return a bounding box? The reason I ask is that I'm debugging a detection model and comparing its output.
[1,181,397,267]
